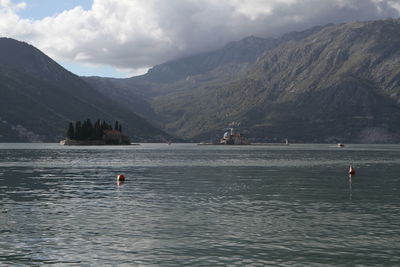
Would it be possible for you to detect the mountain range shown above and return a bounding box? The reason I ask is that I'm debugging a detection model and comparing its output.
[85,18,400,143]
[0,38,169,142]
[2,18,400,143]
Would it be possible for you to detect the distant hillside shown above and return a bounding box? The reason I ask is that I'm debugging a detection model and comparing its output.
[88,19,400,143]
[0,38,170,142]
[84,25,325,124]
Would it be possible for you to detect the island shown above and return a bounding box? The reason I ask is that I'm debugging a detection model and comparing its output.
[60,119,131,145]
[198,122,251,145]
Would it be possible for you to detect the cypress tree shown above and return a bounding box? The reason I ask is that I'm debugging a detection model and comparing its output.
[86,119,94,139]
[67,122,74,139]
[94,120,103,139]
[75,121,82,140]
[67,119,122,140]
[101,120,108,131]
[82,120,88,140]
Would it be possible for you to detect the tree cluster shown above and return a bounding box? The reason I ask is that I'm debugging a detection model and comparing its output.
[67,119,122,140]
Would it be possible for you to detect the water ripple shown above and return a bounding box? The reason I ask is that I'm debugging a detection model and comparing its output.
[1,143,400,266]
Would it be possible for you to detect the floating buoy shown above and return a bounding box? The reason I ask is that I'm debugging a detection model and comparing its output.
[117,174,125,181]
[349,165,356,175]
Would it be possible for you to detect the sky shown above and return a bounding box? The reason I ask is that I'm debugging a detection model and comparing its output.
[1,0,400,78]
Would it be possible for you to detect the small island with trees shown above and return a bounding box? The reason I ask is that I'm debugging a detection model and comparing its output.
[60,119,131,145]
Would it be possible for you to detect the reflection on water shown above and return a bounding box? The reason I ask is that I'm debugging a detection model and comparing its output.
[1,143,400,266]
[349,175,353,200]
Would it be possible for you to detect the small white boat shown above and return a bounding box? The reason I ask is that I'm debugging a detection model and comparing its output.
[349,165,356,175]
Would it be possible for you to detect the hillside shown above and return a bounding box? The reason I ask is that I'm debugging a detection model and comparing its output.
[88,19,400,143]
[84,25,325,123]
[0,38,170,142]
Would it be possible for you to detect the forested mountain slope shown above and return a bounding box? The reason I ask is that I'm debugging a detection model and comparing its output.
[86,19,400,143]
[0,38,168,142]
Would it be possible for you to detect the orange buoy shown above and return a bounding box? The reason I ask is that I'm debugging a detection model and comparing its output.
[349,165,356,175]
[117,174,125,181]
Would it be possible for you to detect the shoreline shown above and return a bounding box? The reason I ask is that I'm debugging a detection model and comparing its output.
[59,139,133,146]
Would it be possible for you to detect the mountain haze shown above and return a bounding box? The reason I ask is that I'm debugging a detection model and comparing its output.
[83,25,326,125]
[85,19,400,143]
[0,38,169,142]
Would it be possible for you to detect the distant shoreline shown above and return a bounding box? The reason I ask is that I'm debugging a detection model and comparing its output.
[59,139,134,146]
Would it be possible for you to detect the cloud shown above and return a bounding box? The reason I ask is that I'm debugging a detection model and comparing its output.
[0,0,25,11]
[1,0,399,74]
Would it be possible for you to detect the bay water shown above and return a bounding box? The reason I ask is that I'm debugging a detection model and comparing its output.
[1,143,400,266]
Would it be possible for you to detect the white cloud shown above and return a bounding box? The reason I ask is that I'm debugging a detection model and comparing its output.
[230,0,298,19]
[388,0,400,12]
[0,0,25,11]
[1,0,399,75]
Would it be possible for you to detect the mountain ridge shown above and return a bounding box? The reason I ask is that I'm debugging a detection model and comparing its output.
[83,24,328,122]
[0,38,171,142]
[84,18,400,143]
[3,19,400,143]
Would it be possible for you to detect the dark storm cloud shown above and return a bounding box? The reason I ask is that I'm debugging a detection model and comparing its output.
[1,0,399,73]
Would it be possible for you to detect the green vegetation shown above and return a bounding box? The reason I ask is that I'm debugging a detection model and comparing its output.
[0,38,171,142]
[66,119,122,141]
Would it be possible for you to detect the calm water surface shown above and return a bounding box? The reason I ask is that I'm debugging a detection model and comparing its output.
[1,143,400,266]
